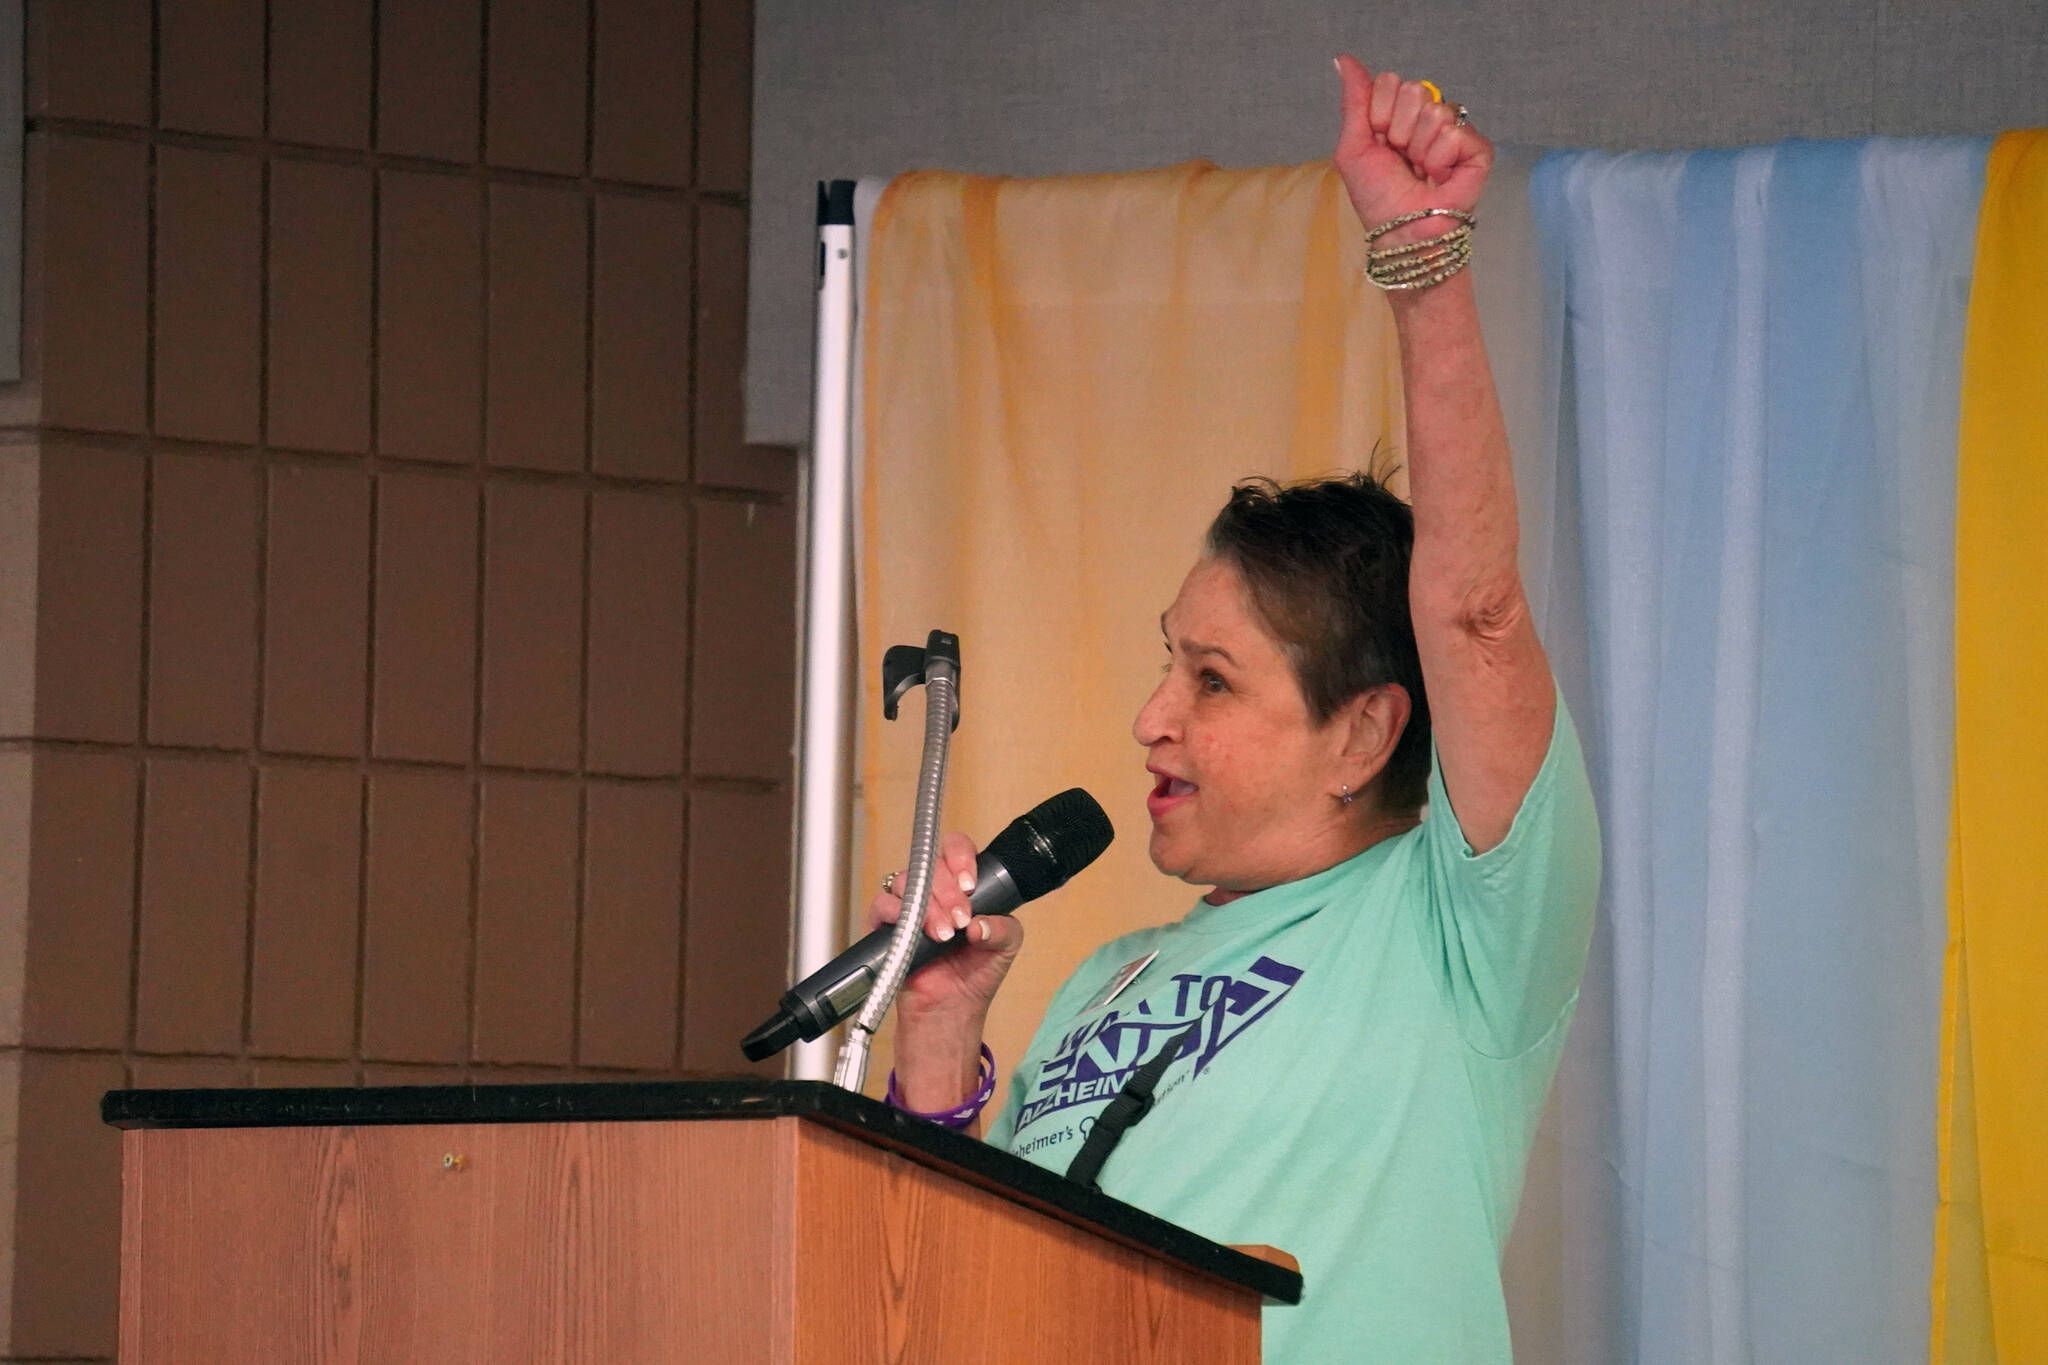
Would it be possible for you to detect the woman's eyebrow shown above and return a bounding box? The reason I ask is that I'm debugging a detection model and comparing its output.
[1160,620,1239,666]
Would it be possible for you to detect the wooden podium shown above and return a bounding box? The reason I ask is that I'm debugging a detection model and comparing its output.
[103,1079,1299,1363]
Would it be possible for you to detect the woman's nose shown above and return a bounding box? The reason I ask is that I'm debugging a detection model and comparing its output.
[1133,675,1177,747]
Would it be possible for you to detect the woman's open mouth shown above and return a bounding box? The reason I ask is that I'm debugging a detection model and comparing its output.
[1147,773,1197,820]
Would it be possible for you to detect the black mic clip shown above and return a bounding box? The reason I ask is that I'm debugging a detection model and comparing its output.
[881,630,962,730]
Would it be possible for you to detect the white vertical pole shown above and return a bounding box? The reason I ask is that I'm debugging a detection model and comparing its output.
[790,182,859,1081]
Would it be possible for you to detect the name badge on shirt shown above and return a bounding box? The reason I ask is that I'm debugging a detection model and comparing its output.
[1083,949,1158,1013]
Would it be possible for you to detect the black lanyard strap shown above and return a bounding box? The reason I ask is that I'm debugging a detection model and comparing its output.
[1064,1020,1202,1191]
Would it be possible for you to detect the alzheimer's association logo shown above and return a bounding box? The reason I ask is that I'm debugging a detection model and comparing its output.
[1013,956,1302,1133]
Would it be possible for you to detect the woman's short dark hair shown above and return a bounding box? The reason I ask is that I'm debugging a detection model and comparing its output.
[1204,473,1431,813]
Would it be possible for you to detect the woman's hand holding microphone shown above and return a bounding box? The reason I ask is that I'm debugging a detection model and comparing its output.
[870,832,1024,1114]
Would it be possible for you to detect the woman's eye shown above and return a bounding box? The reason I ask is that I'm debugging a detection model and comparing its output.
[1199,670,1228,694]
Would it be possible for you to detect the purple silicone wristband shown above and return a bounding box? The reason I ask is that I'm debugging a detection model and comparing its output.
[885,1043,996,1130]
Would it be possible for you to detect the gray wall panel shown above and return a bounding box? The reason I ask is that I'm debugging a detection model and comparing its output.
[750,0,2048,444]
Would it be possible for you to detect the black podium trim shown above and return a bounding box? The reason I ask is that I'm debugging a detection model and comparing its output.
[103,1077,1302,1305]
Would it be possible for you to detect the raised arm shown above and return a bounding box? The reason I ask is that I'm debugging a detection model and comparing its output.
[1334,56,1554,853]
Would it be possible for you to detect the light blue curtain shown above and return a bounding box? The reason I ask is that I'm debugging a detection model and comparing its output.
[1524,137,1989,1364]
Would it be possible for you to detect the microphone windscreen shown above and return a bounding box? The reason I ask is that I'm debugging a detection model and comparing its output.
[982,788,1114,904]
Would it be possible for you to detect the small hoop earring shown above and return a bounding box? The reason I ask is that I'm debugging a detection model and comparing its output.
[1338,784,1356,806]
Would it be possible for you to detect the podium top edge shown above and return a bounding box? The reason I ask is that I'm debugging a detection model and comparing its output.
[102,1077,1302,1305]
[106,1076,856,1130]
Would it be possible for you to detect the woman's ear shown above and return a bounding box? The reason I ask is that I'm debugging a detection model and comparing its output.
[1338,683,1412,791]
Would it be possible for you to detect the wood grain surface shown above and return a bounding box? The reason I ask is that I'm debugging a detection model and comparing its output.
[119,1117,1259,1363]
[790,1123,1260,1364]
[120,1120,793,1363]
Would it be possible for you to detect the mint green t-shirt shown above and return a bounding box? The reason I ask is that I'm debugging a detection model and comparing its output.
[986,698,1600,1364]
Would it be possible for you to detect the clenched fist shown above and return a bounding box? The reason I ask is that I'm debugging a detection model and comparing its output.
[1333,55,1493,241]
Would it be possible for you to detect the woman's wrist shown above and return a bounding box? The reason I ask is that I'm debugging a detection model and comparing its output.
[1383,266,1476,312]
[887,1043,995,1129]
[1386,263,1476,316]
[1362,208,1475,293]
[891,1006,991,1111]
[1368,214,1465,250]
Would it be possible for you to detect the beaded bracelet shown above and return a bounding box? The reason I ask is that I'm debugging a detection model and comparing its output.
[885,1043,996,1130]
[1364,207,1476,291]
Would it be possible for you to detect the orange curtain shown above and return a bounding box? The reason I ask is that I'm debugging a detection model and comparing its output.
[857,161,1403,1100]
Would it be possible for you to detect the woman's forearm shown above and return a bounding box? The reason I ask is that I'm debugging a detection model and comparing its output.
[1388,271,1524,620]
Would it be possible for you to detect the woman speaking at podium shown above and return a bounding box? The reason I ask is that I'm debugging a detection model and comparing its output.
[873,57,1601,1365]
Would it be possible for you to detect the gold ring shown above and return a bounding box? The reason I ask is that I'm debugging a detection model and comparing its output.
[881,871,900,896]
[1418,80,1443,104]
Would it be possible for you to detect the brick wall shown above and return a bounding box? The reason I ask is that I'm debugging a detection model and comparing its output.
[0,2,794,1356]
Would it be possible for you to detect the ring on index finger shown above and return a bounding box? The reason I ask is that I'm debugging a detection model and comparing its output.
[1454,103,1470,128]
[881,870,900,897]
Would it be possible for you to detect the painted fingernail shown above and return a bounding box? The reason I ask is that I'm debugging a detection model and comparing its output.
[958,871,975,894]
[976,920,992,942]
[934,922,954,942]
[954,907,971,930]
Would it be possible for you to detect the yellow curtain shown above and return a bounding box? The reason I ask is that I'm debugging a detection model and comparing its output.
[1936,128,2048,1365]
[858,161,1403,1103]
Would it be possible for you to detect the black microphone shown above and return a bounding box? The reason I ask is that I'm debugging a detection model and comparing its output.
[741,788,1114,1062]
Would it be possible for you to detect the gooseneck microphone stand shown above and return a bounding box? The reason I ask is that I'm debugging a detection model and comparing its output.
[832,630,961,1094]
